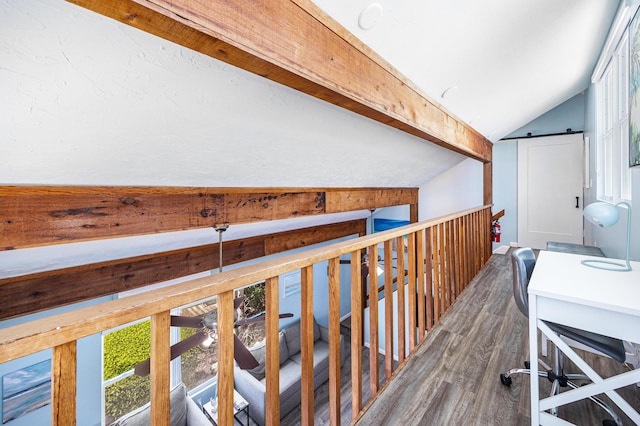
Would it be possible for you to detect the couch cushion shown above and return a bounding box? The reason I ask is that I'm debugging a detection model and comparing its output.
[260,359,302,403]
[289,340,330,372]
[110,383,187,426]
[283,318,320,356]
[245,332,288,380]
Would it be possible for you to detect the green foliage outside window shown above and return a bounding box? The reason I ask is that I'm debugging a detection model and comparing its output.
[103,319,203,422]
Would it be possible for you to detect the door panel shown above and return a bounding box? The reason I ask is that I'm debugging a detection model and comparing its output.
[518,134,584,249]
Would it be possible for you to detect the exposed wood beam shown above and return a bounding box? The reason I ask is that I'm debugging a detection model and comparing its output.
[0,186,412,250]
[67,0,492,162]
[0,219,366,320]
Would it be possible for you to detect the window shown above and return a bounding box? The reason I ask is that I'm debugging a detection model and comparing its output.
[595,24,633,202]
[101,277,267,424]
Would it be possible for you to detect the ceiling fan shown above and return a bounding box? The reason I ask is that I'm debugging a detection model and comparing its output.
[134,224,293,376]
[133,296,293,376]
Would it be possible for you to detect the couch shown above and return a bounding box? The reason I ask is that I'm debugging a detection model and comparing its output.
[234,317,347,426]
[110,383,210,426]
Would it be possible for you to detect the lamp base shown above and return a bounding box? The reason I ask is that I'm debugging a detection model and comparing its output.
[581,259,632,272]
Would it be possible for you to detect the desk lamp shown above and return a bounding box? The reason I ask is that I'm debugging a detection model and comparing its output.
[582,201,632,271]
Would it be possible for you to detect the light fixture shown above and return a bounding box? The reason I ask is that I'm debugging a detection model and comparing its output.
[582,201,632,271]
[215,224,229,273]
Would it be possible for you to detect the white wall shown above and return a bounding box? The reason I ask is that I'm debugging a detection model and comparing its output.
[0,0,464,189]
[418,158,484,220]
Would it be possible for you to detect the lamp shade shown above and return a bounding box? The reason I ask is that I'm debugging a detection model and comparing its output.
[583,202,620,228]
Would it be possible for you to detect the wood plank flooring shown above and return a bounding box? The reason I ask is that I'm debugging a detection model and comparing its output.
[244,250,640,425]
[354,249,640,425]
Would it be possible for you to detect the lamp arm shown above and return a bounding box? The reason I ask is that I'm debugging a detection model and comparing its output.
[615,202,632,269]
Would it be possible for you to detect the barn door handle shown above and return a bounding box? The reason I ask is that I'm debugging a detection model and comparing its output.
[575,196,580,208]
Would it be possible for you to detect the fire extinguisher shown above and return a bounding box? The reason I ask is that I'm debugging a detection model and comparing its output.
[492,220,501,243]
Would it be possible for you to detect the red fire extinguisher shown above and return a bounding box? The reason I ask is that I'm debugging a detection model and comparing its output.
[492,220,501,243]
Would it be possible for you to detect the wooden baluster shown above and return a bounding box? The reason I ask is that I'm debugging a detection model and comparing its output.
[217,292,235,426]
[301,266,314,425]
[416,229,425,340]
[368,245,379,396]
[447,219,455,306]
[52,341,76,426]
[395,236,406,363]
[432,225,441,323]
[328,257,341,426]
[150,311,171,426]
[455,217,462,297]
[440,222,448,311]
[406,233,417,351]
[350,250,363,419]
[424,227,433,331]
[265,277,280,425]
[383,239,394,380]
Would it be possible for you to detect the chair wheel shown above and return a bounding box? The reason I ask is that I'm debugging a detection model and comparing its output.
[524,361,530,369]
[500,374,512,386]
[602,420,618,426]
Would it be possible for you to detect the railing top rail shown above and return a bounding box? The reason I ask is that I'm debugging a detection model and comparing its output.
[0,205,490,363]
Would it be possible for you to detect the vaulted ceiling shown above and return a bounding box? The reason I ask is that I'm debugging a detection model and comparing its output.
[312,0,620,142]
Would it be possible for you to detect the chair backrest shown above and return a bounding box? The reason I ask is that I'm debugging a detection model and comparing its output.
[510,247,536,318]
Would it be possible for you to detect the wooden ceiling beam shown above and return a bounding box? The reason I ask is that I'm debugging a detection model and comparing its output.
[0,186,415,250]
[67,0,492,162]
[0,219,366,320]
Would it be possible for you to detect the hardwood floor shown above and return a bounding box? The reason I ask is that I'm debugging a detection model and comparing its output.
[354,249,640,426]
[245,250,640,425]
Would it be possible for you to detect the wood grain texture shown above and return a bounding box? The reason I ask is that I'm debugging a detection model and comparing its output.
[67,0,492,162]
[52,341,76,426]
[0,206,490,365]
[424,227,434,331]
[406,233,417,351]
[395,236,406,364]
[217,291,235,426]
[0,186,407,250]
[350,250,363,418]
[150,311,171,426]
[300,266,314,426]
[0,219,365,320]
[383,240,394,380]
[328,257,341,426]
[367,245,379,398]
[265,277,280,425]
[416,230,425,340]
[354,250,640,426]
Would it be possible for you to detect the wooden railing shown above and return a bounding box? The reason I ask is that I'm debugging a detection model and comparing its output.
[0,205,492,425]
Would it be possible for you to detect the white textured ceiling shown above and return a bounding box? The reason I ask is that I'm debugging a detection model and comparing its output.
[312,0,620,141]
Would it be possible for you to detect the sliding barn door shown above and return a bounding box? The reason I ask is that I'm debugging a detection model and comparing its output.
[517,134,584,249]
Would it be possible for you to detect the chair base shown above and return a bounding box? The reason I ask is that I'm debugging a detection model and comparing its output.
[499,361,623,426]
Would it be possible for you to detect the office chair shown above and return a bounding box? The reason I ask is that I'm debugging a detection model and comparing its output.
[499,248,627,426]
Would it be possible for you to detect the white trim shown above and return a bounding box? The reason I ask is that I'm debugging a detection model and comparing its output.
[591,3,632,83]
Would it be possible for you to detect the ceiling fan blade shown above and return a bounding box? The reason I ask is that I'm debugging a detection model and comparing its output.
[234,312,294,326]
[234,296,244,310]
[234,334,259,370]
[170,315,203,328]
[134,331,208,376]
[339,259,351,264]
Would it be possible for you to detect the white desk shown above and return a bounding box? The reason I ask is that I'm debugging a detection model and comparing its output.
[528,250,640,425]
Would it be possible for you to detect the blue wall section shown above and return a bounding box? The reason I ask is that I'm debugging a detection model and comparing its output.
[493,93,586,250]
[505,93,585,139]
[492,141,518,249]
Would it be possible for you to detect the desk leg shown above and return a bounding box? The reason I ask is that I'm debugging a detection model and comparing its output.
[529,296,540,425]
